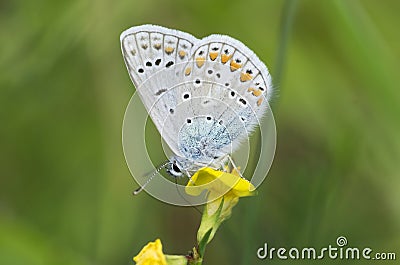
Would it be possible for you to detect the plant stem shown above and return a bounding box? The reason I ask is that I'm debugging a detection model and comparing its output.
[274,0,298,85]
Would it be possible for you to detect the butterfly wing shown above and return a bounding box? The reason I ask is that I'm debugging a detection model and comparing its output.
[120,25,199,155]
[121,26,273,164]
[179,35,273,156]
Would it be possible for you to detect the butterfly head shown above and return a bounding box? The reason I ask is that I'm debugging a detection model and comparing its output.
[166,159,184,178]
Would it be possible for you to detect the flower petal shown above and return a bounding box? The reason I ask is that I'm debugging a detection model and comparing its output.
[133,239,167,265]
[185,167,256,198]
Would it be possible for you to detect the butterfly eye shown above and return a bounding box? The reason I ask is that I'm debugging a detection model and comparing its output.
[172,163,181,173]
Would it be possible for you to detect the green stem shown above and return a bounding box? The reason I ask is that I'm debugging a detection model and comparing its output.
[274,0,298,85]
[190,247,202,265]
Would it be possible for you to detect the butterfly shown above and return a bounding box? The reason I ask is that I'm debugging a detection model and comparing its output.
[120,25,273,191]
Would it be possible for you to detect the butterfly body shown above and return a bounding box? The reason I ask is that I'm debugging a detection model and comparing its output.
[120,25,272,176]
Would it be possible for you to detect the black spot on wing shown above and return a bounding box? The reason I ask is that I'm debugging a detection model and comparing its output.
[155,88,167,96]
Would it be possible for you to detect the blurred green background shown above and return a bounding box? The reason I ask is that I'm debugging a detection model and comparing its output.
[1,0,399,264]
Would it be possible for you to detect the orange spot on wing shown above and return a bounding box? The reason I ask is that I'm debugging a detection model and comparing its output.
[209,52,218,61]
[240,72,253,82]
[257,97,263,106]
[253,89,262,97]
[178,50,186,59]
[247,87,262,96]
[230,61,242,71]
[165,46,174,54]
[185,67,192,76]
[221,54,232,64]
[153,44,161,50]
[196,57,206,68]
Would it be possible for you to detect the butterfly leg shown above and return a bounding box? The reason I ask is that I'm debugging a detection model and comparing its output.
[227,155,246,179]
[184,169,198,186]
[209,154,229,171]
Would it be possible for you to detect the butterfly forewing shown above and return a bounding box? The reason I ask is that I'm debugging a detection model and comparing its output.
[120,25,198,154]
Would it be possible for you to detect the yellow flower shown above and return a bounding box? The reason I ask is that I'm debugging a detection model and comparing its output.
[133,239,187,265]
[186,167,255,216]
[185,167,256,245]
[133,239,167,265]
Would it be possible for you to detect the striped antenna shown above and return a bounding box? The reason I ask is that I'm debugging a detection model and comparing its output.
[133,161,170,195]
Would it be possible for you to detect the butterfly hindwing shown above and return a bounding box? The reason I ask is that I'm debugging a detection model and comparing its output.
[180,35,273,153]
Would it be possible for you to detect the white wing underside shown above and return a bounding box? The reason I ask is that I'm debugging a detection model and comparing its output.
[120,25,273,161]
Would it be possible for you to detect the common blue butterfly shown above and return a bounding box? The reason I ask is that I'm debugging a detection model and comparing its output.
[120,25,273,195]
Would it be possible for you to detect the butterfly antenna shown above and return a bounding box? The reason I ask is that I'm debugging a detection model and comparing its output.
[133,161,169,195]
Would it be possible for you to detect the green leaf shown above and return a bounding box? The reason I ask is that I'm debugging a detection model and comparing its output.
[197,197,225,245]
[198,229,212,257]
[214,196,224,218]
